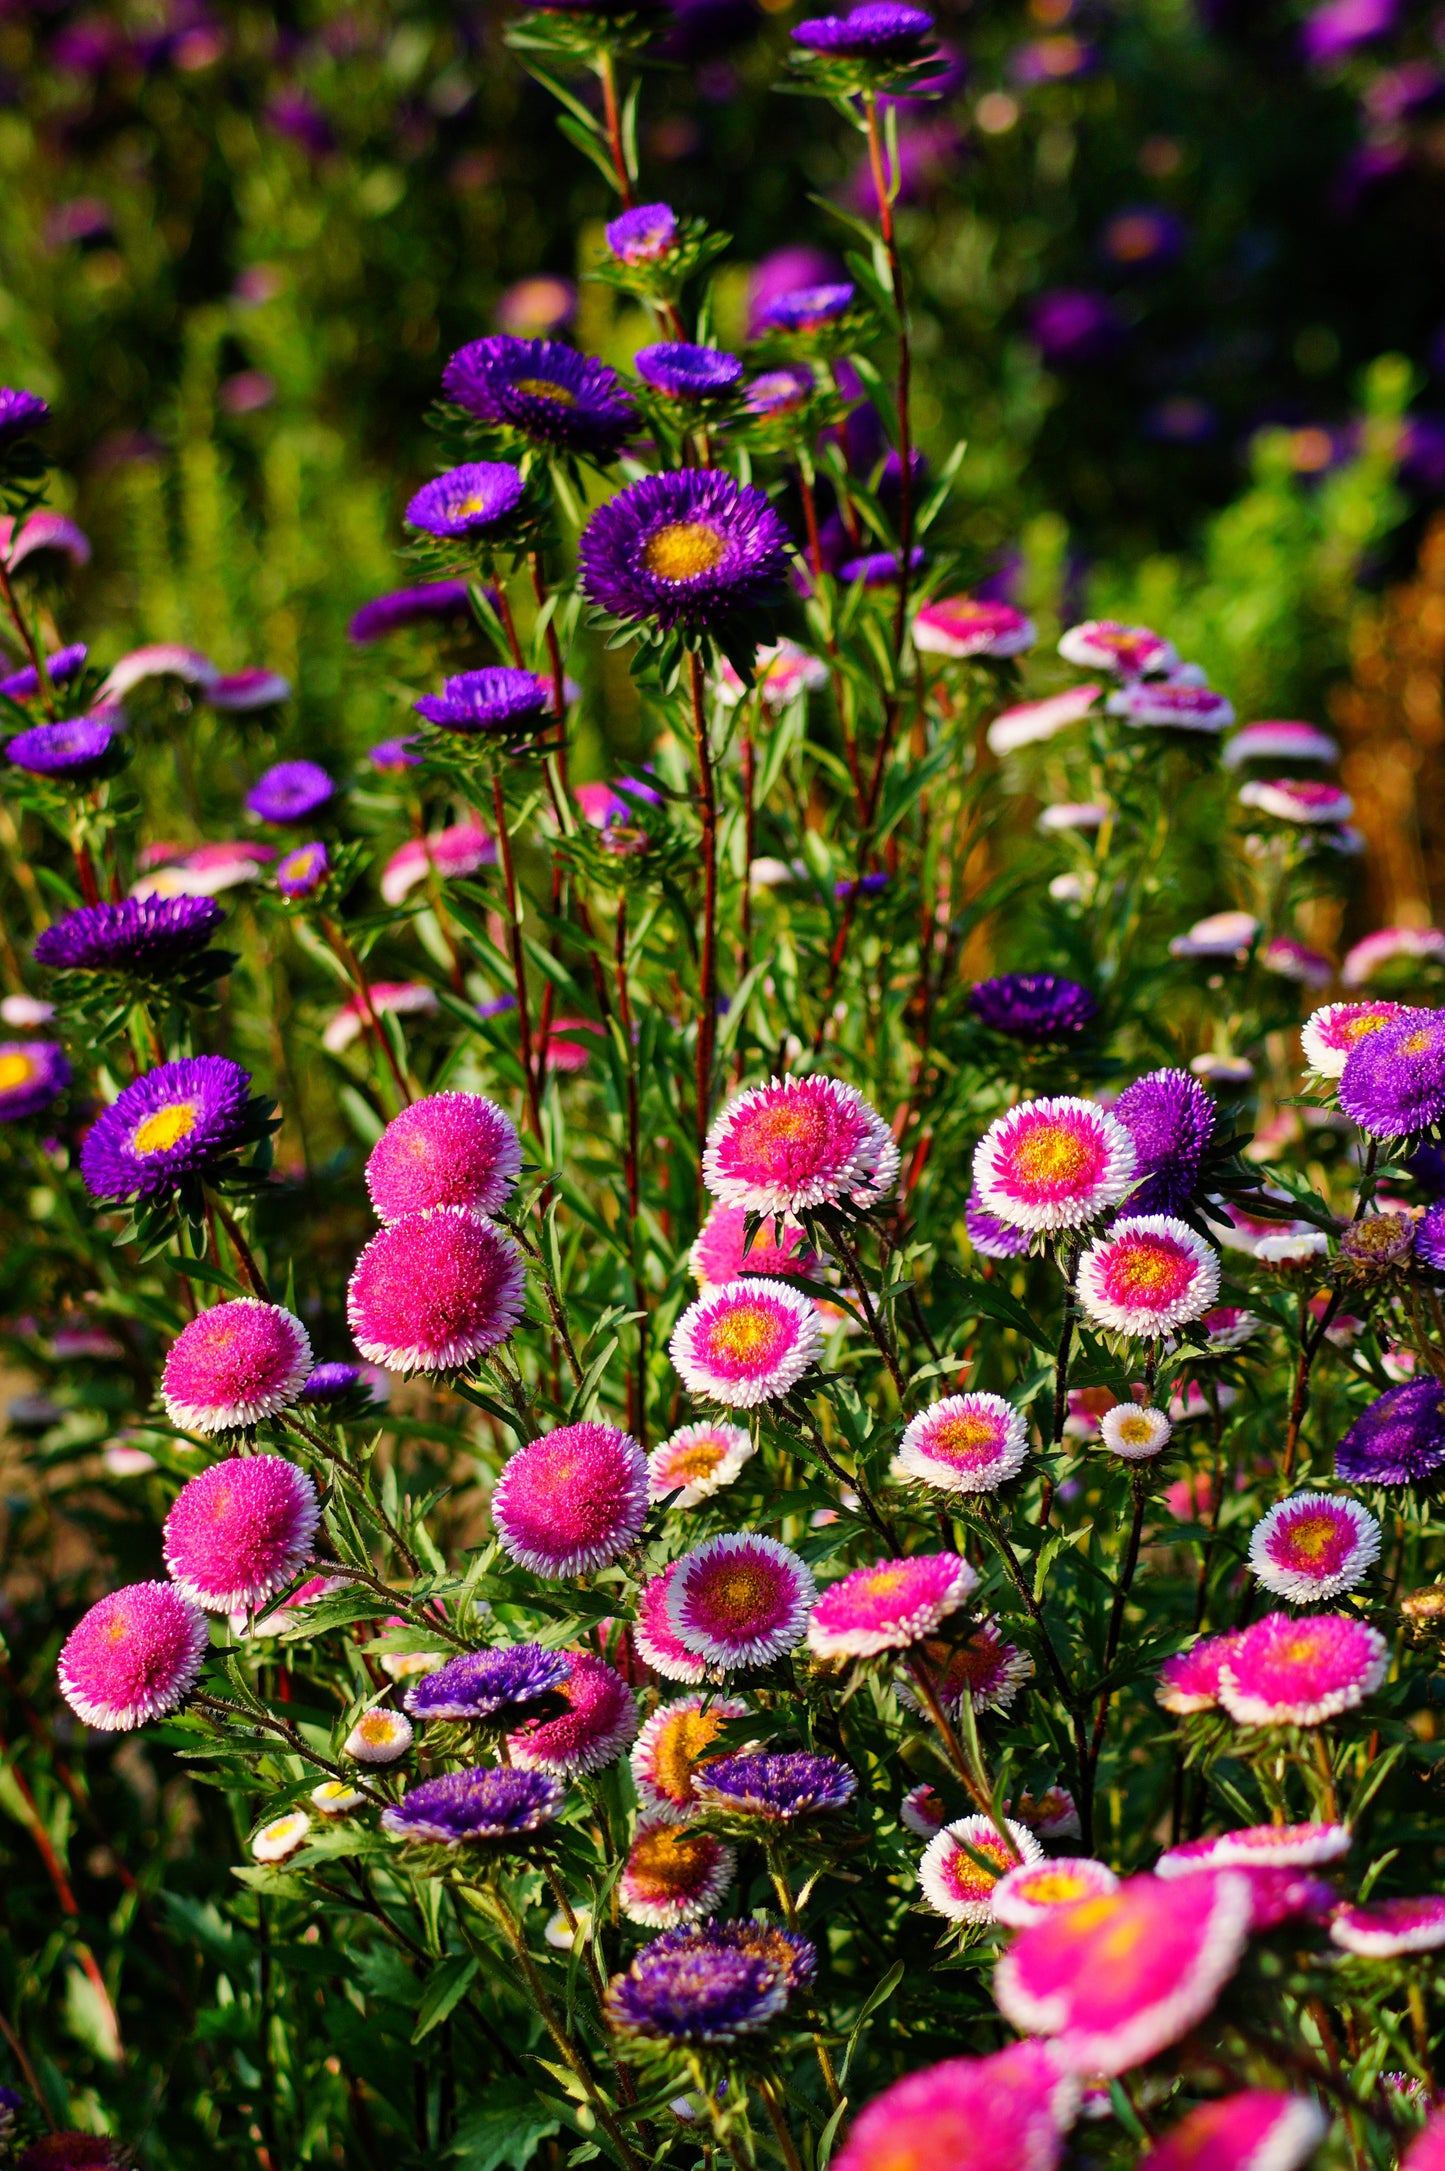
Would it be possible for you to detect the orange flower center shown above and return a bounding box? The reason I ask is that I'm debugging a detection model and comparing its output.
[643,520,726,583]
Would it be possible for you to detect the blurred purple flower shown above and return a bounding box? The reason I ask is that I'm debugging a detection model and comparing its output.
[748,247,843,337]
[1301,0,1398,65]
[1028,289,1125,369]
[1098,206,1186,275]
[265,92,335,157]
[219,371,276,415]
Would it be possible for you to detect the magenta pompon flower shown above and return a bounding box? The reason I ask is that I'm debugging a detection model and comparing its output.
[1076,1216,1221,1338]
[1239,778,1354,825]
[1331,1895,1445,1956]
[1141,2094,1327,2171]
[620,1820,738,1928]
[647,1420,755,1505]
[365,1092,522,1222]
[689,1202,821,1287]
[506,1651,639,1774]
[1155,1821,1352,1878]
[973,1097,1136,1233]
[1217,1612,1390,1727]
[490,1421,649,1577]
[666,1533,816,1668]
[633,1563,708,1684]
[347,1208,525,1373]
[1301,1000,1405,1081]
[630,1693,749,1819]
[994,1870,1254,2076]
[58,1582,210,1731]
[703,1074,899,1215]
[669,1279,822,1407]
[163,1454,319,1613]
[992,1857,1120,1930]
[832,2041,1078,2171]
[1109,683,1235,733]
[1246,1493,1381,1602]
[896,1621,1035,1717]
[161,1300,313,1434]
[988,683,1102,756]
[897,1393,1029,1493]
[918,1814,1043,1924]
[1058,621,1177,677]
[913,595,1036,660]
[806,1552,978,1658]
[1156,1630,1246,1714]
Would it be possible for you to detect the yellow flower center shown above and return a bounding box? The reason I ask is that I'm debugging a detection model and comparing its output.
[630,1824,712,1894]
[0,1052,36,1092]
[705,1304,775,1362]
[643,520,727,583]
[664,1439,727,1483]
[1012,1122,1091,1184]
[652,1707,728,1801]
[132,1100,198,1155]
[1115,1413,1154,1446]
[512,377,576,406]
[1284,1515,1337,1562]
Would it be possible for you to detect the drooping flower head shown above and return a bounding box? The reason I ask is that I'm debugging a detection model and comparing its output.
[831,2042,1079,2171]
[414,666,552,734]
[276,842,329,899]
[0,1040,69,1121]
[1247,1492,1381,1602]
[1331,1895,1445,1956]
[897,1621,1034,1716]
[807,1552,977,1658]
[1114,1069,1217,1213]
[365,1092,521,1222]
[647,1420,755,1505]
[606,202,678,263]
[1058,620,1177,677]
[635,343,744,400]
[491,1421,649,1577]
[163,1453,318,1611]
[1218,1611,1389,1726]
[693,1750,856,1822]
[347,1208,525,1372]
[703,1073,898,1215]
[57,1582,209,1731]
[35,895,224,978]
[900,1782,947,1837]
[1340,1009,1445,1137]
[405,461,525,540]
[578,469,793,632]
[1099,1404,1172,1461]
[1301,1000,1405,1081]
[442,336,635,458]
[620,1820,737,1927]
[1155,1820,1352,1877]
[992,1857,1120,1929]
[1343,925,1445,987]
[507,1651,638,1774]
[666,1533,816,1668]
[604,1922,796,2044]
[994,1871,1254,2075]
[7,716,115,782]
[919,1814,1043,1923]
[968,974,1097,1041]
[898,1393,1029,1493]
[1239,777,1354,825]
[161,1300,314,1434]
[631,1692,749,1819]
[973,1097,1136,1232]
[79,1054,253,1201]
[1156,1630,1246,1714]
[1077,1216,1221,1338]
[791,4,937,61]
[246,760,334,825]
[670,1280,823,1406]
[381,1766,563,1845]
[1336,1378,1445,1485]
[404,1644,570,1726]
[1141,2094,1327,2171]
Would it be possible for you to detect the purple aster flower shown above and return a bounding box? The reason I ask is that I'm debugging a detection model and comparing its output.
[441,338,635,461]
[1417,1202,1445,1274]
[579,469,793,632]
[300,1361,362,1401]
[0,1041,69,1121]
[404,462,526,541]
[746,368,816,417]
[756,283,856,334]
[79,1053,253,1202]
[34,895,224,977]
[414,666,552,733]
[1114,1068,1217,1214]
[7,716,114,783]
[370,736,423,773]
[276,842,330,899]
[692,1750,857,1821]
[348,582,474,643]
[606,203,678,263]
[246,761,335,825]
[966,1189,1031,1259]
[1029,289,1125,369]
[605,1922,809,2043]
[1340,1009,1445,1139]
[969,972,1097,1040]
[838,547,925,586]
[405,1644,571,1724]
[0,389,49,449]
[1336,1380,1445,1486]
[792,5,936,62]
[635,343,744,400]
[835,871,890,900]
[208,669,291,712]
[380,1766,563,1845]
[0,644,87,701]
[1301,0,1396,65]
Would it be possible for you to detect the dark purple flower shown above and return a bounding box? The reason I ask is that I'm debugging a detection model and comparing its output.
[966,1190,1031,1259]
[405,462,526,541]
[0,644,88,701]
[749,248,841,336]
[1029,289,1125,369]
[1114,1068,1217,1214]
[969,972,1097,1041]
[1336,1379,1445,1487]
[1301,0,1397,65]
[414,666,552,733]
[745,368,815,417]
[208,669,290,711]
[792,4,935,61]
[652,1917,816,1991]
[1339,1009,1445,1139]
[348,583,473,643]
[0,389,50,449]
[578,469,793,632]
[265,91,335,157]
[370,736,423,773]
[300,1362,361,1401]
[380,1765,563,1844]
[79,1054,253,1201]
[691,1751,857,1820]
[34,895,224,977]
[756,282,856,334]
[1399,419,1445,498]
[246,761,335,825]
[838,547,925,586]
[0,1042,69,1122]
[605,1921,810,2042]
[7,717,114,782]
[1417,1202,1445,1273]
[405,1644,571,1724]
[276,842,330,899]
[606,203,678,263]
[635,343,744,399]
[442,338,635,461]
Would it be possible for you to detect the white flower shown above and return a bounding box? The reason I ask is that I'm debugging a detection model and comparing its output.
[344,1708,414,1763]
[311,1780,364,1815]
[252,1811,310,1862]
[1099,1404,1172,1461]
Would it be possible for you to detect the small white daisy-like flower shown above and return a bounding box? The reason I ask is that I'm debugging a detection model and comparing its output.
[647,1420,755,1506]
[1099,1404,1172,1461]
[1254,1230,1330,1268]
[252,1811,311,1863]
[1076,1215,1220,1339]
[1247,1492,1381,1603]
[545,1904,594,1950]
[918,1814,1044,1924]
[973,1096,1136,1233]
[311,1780,364,1815]
[344,1708,415,1764]
[898,1393,1030,1494]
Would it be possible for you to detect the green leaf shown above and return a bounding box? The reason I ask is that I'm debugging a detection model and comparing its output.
[413,1954,480,2043]
[951,1274,1052,1351]
[450,2080,565,2170]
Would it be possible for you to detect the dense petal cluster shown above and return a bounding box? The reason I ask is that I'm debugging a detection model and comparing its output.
[1113,1068,1216,1212]
[969,973,1097,1040]
[899,1392,1029,1492]
[647,1420,755,1504]
[79,1054,253,1201]
[347,1208,525,1372]
[667,1533,816,1667]
[692,1750,856,1821]
[832,2043,1078,2171]
[631,1693,748,1819]
[1339,1008,1445,1137]
[1247,1493,1381,1601]
[491,1422,649,1576]
[1076,1215,1221,1337]
[414,666,552,733]
[619,1820,737,1927]
[506,1652,638,1774]
[161,1301,313,1434]
[578,469,793,631]
[366,1092,522,1222]
[58,1582,209,1731]
[670,1279,823,1405]
[164,1454,319,1611]
[807,1552,977,1657]
[974,1097,1136,1231]
[381,1767,563,1845]
[1217,1611,1389,1725]
[919,1814,1042,1923]
[1336,1379,1445,1485]
[404,1645,570,1725]
[35,894,224,976]
[442,337,635,457]
[704,1074,898,1214]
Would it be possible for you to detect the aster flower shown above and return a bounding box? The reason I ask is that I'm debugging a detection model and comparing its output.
[900,1782,947,1837]
[1301,999,1405,1080]
[704,1073,898,1216]
[755,282,857,333]
[276,842,329,899]
[579,468,792,633]
[1014,1787,1081,1840]
[670,1280,823,1407]
[324,979,441,1054]
[1114,1069,1216,1214]
[1058,621,1177,677]
[365,1091,521,1222]
[1339,1009,1445,1138]
[1232,1867,1339,1933]
[992,1857,1120,1930]
[414,666,551,734]
[1419,1204,1445,1274]
[973,1097,1136,1232]
[405,461,525,541]
[667,1532,816,1668]
[370,736,422,772]
[379,822,495,906]
[898,1392,1029,1493]
[347,1207,525,1373]
[968,974,1097,1041]
[913,595,1035,660]
[442,336,635,459]
[631,1693,749,1820]
[988,683,1102,755]
[345,1708,414,1763]
[1143,2095,1326,2171]
[137,840,278,899]
[161,1300,312,1434]
[896,1621,1034,1716]
[1336,1378,1445,1485]
[0,642,87,701]
[1155,1630,1246,1714]
[832,2042,1079,2171]
[919,1814,1043,1923]
[349,581,473,642]
[1170,910,1260,961]
[1332,1895,1445,1956]
[1192,1052,1256,1087]
[163,1453,318,1612]
[19,2142,126,2171]
[965,1191,1032,1260]
[1343,925,1445,987]
[606,203,678,263]
[1239,778,1354,825]
[692,1750,856,1821]
[312,1779,364,1815]
[713,639,829,710]
[634,1563,709,1684]
[635,344,744,400]
[648,1420,755,1505]
[838,548,926,587]
[1262,939,1332,988]
[404,1643,570,1725]
[0,1041,69,1121]
[36,894,224,978]
[745,367,816,417]
[80,1054,254,1202]
[507,1651,638,1775]
[1097,1404,1172,1461]
[1109,684,1235,733]
[1217,1611,1389,1726]
[253,1811,311,1863]
[994,1870,1253,2075]
[1223,721,1340,768]
[209,668,291,712]
[1155,1820,1352,1877]
[604,1924,795,2044]
[807,1552,978,1658]
[57,1581,209,1731]
[1247,1492,1381,1602]
[792,4,937,60]
[621,1820,738,1928]
[491,1421,649,1577]
[8,716,114,782]
[382,1766,563,1845]
[3,512,90,575]
[245,760,334,825]
[0,386,49,447]
[94,646,215,705]
[1077,1216,1221,1339]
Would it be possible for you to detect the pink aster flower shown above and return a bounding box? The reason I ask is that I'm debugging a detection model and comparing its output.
[1077,1215,1220,1338]
[364,1092,521,1222]
[163,1454,319,1613]
[714,639,829,709]
[323,980,439,1053]
[1142,2093,1326,2171]
[1169,910,1260,961]
[832,2041,1079,2171]
[898,1393,1029,1493]
[1301,1000,1405,1080]
[1218,1611,1389,1727]
[702,1074,898,1215]
[58,1581,209,1731]
[913,594,1036,660]
[919,1814,1043,1923]
[1222,721,1340,768]
[987,682,1101,756]
[619,1819,737,1928]
[689,1203,821,1288]
[897,1621,1034,1717]
[807,1552,978,1659]
[1058,621,1177,678]
[667,1533,816,1668]
[647,1420,755,1506]
[1156,1630,1246,1714]
[347,1207,525,1372]
[1239,778,1354,825]
[630,1692,749,1820]
[507,1651,638,1774]
[1342,926,1445,988]
[1331,1895,1445,1956]
[379,821,496,907]
[161,1299,313,1435]
[669,1279,822,1407]
[1014,1787,1081,1840]
[900,1782,947,1837]
[633,1563,708,1684]
[973,1097,1136,1233]
[96,644,217,704]
[491,1421,649,1577]
[1261,938,1333,989]
[992,1857,1120,1929]
[1156,1820,1352,1877]
[995,1870,1254,2075]
[1247,1492,1380,1603]
[1108,683,1235,733]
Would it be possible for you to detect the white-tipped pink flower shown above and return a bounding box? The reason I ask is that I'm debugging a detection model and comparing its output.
[1238,778,1354,825]
[1058,620,1177,677]
[633,1562,709,1684]
[670,1280,822,1407]
[1342,925,1445,987]
[918,1814,1043,1923]
[491,1421,649,1577]
[898,1393,1029,1494]
[1169,910,1260,961]
[973,1097,1136,1232]
[630,1692,749,1820]
[647,1420,755,1506]
[58,1581,210,1731]
[987,682,1101,755]
[1217,1611,1389,1727]
[347,1207,525,1372]
[807,1553,978,1659]
[992,1857,1119,1929]
[365,1091,521,1221]
[1331,1896,1445,1956]
[667,1533,816,1669]
[702,1073,898,1215]
[1077,1216,1220,1338]
[163,1454,319,1613]
[1246,1493,1380,1603]
[161,1299,313,1435]
[1108,683,1234,733]
[1301,1000,1405,1080]
[913,595,1036,660]
[1221,720,1339,768]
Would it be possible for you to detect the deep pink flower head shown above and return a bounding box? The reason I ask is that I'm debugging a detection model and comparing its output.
[1406,2114,1445,2171]
[347,1207,525,1372]
[1142,2093,1326,2171]
[365,1091,522,1222]
[1331,1894,1445,1956]
[1156,1630,1245,1714]
[161,1299,313,1434]
[506,1650,638,1774]
[58,1581,209,1730]
[689,1202,821,1287]
[668,1533,816,1667]
[633,1561,707,1683]
[703,1074,898,1215]
[1156,1821,1351,1876]
[994,1871,1254,2076]
[833,2041,1078,2171]
[163,1454,320,1613]
[491,1421,649,1576]
[1218,1611,1389,1727]
[807,1552,977,1658]
[973,1097,1135,1233]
